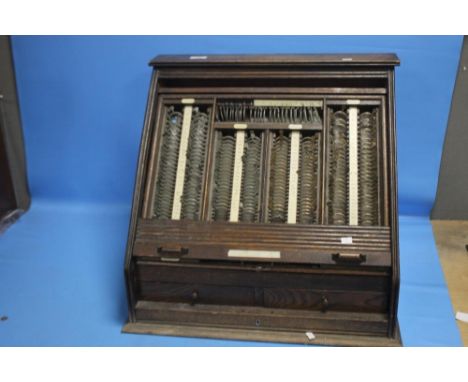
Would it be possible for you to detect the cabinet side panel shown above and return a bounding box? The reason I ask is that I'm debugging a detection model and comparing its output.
[387,70,400,337]
[124,70,160,322]
[0,36,30,223]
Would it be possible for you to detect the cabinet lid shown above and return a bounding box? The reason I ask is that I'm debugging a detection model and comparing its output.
[150,53,400,67]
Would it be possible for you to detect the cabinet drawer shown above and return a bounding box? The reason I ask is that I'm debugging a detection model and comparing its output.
[263,287,387,312]
[134,260,390,313]
[138,281,256,306]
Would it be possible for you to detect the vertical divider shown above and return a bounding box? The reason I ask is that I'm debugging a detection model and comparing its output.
[229,129,246,222]
[348,105,359,226]
[200,98,217,221]
[287,130,300,223]
[375,105,382,226]
[320,99,329,224]
[380,96,390,227]
[171,105,193,220]
[256,132,266,222]
[261,131,273,223]
[315,132,322,224]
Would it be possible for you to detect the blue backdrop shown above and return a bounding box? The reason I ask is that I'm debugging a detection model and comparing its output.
[0,36,463,346]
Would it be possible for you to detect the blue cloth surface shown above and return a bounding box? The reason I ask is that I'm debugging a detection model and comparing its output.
[0,36,464,345]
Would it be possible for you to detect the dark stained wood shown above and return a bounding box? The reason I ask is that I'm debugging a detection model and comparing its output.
[158,70,390,79]
[160,87,388,95]
[138,282,257,306]
[387,70,400,337]
[0,109,16,214]
[161,93,386,101]
[123,53,401,346]
[122,321,401,347]
[137,281,387,313]
[0,36,30,232]
[124,69,160,322]
[133,219,392,266]
[135,261,390,290]
[134,301,388,335]
[150,54,400,67]
[263,288,387,312]
[135,259,389,313]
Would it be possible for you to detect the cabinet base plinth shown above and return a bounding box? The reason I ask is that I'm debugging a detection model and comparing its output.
[122,320,401,347]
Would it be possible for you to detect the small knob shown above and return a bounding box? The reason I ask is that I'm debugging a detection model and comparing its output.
[321,295,329,312]
[191,290,199,305]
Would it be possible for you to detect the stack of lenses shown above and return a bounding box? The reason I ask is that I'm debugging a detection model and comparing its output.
[212,132,236,221]
[240,131,262,222]
[359,111,378,226]
[298,134,319,224]
[269,132,290,223]
[181,109,210,220]
[154,107,183,219]
[328,110,348,225]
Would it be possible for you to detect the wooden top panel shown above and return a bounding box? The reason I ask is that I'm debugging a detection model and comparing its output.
[150,54,400,68]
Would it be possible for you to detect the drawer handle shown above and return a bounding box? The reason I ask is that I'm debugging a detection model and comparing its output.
[191,290,199,305]
[157,245,189,257]
[321,295,329,312]
[332,253,366,264]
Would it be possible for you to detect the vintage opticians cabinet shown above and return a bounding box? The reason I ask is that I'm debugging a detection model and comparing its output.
[123,54,401,346]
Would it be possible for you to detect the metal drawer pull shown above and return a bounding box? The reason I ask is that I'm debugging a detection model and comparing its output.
[157,246,188,255]
[332,253,366,263]
[191,290,199,305]
[320,295,329,312]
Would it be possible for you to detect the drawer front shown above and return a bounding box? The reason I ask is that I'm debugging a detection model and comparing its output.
[134,261,390,313]
[263,287,387,312]
[138,281,257,307]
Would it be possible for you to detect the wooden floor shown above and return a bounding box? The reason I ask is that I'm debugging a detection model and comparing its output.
[432,220,468,345]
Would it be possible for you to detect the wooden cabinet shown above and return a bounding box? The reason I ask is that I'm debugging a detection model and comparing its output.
[0,36,30,232]
[123,54,401,346]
